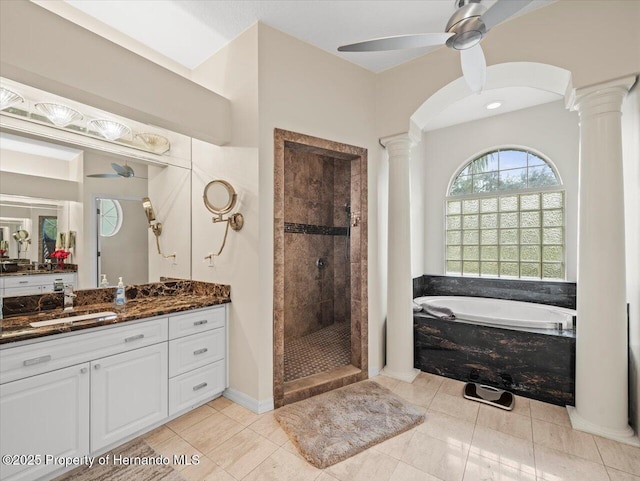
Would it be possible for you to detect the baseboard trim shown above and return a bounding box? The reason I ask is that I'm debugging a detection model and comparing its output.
[224,388,274,414]
[381,366,420,383]
[567,406,640,446]
[368,366,381,378]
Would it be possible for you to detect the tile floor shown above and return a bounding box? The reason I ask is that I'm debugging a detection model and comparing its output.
[284,321,351,382]
[138,372,640,481]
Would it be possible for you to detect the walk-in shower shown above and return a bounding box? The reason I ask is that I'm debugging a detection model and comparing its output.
[274,129,368,407]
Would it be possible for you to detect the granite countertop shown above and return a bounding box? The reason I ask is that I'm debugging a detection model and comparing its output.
[0,268,78,277]
[0,280,230,345]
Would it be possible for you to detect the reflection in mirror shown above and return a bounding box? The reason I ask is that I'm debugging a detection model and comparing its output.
[0,130,192,290]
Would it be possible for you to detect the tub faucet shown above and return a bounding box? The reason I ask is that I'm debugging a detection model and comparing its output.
[64,284,77,311]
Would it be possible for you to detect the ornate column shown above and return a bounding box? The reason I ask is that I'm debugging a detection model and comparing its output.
[567,75,638,445]
[380,133,419,382]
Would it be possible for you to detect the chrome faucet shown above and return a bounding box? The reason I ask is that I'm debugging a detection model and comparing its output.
[63,284,77,311]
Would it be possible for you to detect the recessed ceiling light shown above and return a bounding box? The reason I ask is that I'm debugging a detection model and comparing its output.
[486,101,502,110]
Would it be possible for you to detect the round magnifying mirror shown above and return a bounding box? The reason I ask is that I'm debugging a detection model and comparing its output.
[16,229,30,241]
[203,180,237,216]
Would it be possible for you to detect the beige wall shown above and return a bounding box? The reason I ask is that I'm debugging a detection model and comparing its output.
[421,101,579,280]
[375,0,640,137]
[257,24,383,400]
[190,25,262,403]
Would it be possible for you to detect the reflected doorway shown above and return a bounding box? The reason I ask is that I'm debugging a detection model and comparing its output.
[96,196,148,287]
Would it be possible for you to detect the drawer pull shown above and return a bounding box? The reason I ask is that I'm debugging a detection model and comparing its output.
[125,334,144,343]
[194,348,208,356]
[94,364,101,370]
[193,320,208,326]
[193,382,208,391]
[23,355,51,366]
[19,281,29,284]
[80,367,87,374]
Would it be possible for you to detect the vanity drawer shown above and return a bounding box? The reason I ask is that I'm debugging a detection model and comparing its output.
[0,318,168,384]
[3,273,75,289]
[169,360,225,416]
[169,328,225,378]
[168,306,225,340]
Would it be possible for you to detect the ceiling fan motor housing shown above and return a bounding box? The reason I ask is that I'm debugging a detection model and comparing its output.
[446,2,487,50]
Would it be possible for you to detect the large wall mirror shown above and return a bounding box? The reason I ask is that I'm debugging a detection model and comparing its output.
[0,130,192,289]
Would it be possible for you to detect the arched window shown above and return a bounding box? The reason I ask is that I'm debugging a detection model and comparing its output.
[98,199,123,237]
[446,148,565,279]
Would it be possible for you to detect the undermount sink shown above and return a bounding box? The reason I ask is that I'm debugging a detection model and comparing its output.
[29,311,117,328]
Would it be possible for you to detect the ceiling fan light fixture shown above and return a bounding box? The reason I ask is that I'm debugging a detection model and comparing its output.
[0,86,24,111]
[88,119,131,141]
[486,101,502,110]
[35,102,84,127]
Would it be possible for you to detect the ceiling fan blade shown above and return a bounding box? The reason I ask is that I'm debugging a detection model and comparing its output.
[480,0,534,31]
[338,33,452,52]
[460,44,487,94]
[87,173,121,178]
[111,162,127,175]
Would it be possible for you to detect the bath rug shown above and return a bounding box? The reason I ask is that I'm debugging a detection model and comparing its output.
[53,438,184,481]
[274,379,426,468]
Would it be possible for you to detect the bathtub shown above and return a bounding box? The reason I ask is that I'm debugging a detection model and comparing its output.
[414,296,576,330]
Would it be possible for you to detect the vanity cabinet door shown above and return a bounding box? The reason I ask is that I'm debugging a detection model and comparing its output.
[91,343,168,452]
[0,363,90,481]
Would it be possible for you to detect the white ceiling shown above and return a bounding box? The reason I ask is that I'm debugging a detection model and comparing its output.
[62,0,552,72]
[423,86,562,132]
[0,132,82,161]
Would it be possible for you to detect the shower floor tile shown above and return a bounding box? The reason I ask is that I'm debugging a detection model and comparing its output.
[284,321,351,382]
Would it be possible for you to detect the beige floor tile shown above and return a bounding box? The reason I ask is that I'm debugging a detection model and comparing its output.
[168,404,216,434]
[413,372,445,391]
[462,452,536,481]
[534,445,610,481]
[316,473,341,481]
[429,392,479,424]
[371,428,416,460]
[208,396,233,411]
[180,412,245,454]
[390,461,443,481]
[249,412,290,446]
[594,436,640,476]
[531,418,601,463]
[242,447,321,481]
[392,381,439,407]
[372,375,401,391]
[607,467,640,481]
[511,396,531,418]
[418,410,475,445]
[327,449,399,481]
[180,455,235,481]
[401,431,469,481]
[437,377,465,397]
[143,425,176,449]
[207,429,279,480]
[477,405,532,441]
[154,436,204,471]
[221,402,261,426]
[529,399,571,427]
[469,425,535,473]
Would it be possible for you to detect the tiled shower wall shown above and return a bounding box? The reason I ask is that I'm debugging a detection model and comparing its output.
[283,148,351,340]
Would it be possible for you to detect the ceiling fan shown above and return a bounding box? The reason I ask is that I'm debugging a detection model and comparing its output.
[338,0,533,94]
[86,162,136,179]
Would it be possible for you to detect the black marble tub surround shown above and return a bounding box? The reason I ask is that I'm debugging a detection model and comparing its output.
[413,275,576,309]
[414,313,576,406]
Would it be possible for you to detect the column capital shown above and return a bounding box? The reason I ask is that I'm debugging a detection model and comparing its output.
[379,132,413,158]
[567,75,636,116]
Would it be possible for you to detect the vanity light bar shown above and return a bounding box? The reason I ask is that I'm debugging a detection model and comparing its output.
[0,82,170,155]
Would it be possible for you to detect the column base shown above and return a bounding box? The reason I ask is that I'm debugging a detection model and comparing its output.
[381,366,420,383]
[567,406,640,446]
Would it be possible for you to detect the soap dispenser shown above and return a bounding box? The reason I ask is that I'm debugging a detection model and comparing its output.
[100,274,109,288]
[115,277,126,306]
